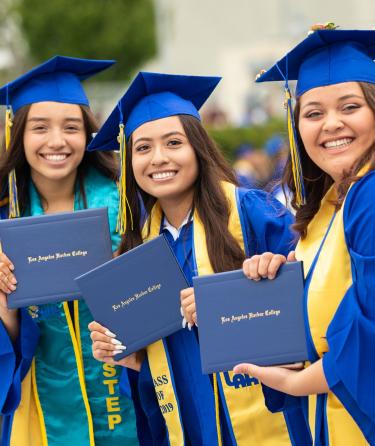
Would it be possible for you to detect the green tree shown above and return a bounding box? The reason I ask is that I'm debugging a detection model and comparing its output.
[15,0,157,80]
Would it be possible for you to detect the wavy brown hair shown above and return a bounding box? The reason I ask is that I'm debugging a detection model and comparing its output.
[283,82,375,238]
[118,114,246,273]
[0,104,118,213]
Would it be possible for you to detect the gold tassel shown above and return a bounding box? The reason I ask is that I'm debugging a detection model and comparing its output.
[5,107,20,218]
[5,107,12,150]
[116,123,133,235]
[284,89,305,207]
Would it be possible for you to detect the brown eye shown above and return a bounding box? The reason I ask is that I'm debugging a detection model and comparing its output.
[342,104,360,112]
[167,139,182,146]
[135,144,150,152]
[304,111,322,119]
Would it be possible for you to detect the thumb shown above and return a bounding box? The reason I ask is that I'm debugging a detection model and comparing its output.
[287,251,296,262]
[233,363,259,376]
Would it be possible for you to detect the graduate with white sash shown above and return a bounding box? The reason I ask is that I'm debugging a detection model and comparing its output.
[88,72,311,445]
[235,26,375,446]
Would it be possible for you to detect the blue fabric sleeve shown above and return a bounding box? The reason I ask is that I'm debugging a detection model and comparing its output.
[0,308,39,414]
[322,171,375,442]
[123,358,168,446]
[239,188,296,256]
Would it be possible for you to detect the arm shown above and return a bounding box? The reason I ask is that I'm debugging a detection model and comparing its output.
[234,359,328,396]
[321,172,375,432]
[0,307,39,414]
[0,253,19,342]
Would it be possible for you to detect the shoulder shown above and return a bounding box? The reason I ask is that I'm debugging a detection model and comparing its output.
[83,167,119,210]
[238,187,291,219]
[343,170,375,254]
[344,170,375,221]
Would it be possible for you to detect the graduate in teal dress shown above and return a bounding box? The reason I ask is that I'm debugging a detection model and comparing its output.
[87,72,312,445]
[235,26,375,445]
[0,57,138,446]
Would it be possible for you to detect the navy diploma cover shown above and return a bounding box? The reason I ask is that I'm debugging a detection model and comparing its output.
[193,261,308,373]
[1,208,112,309]
[75,235,188,359]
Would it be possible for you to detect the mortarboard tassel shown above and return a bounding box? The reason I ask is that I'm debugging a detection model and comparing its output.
[5,107,20,218]
[116,122,133,235]
[284,88,306,207]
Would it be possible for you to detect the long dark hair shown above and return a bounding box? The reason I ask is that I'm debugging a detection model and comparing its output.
[283,81,375,238]
[0,104,118,213]
[118,114,246,273]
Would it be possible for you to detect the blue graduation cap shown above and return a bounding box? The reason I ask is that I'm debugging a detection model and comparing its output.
[255,26,375,206]
[88,71,221,151]
[1,55,115,219]
[87,71,221,235]
[256,29,375,96]
[0,55,115,113]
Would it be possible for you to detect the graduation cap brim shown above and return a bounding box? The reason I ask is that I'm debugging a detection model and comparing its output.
[88,71,221,151]
[256,30,375,85]
[0,55,115,110]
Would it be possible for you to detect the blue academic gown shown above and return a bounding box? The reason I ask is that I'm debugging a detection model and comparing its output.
[322,172,375,443]
[124,188,311,445]
[264,171,375,445]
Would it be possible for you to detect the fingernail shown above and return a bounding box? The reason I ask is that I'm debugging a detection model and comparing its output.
[182,317,187,329]
[9,265,14,271]
[11,278,17,285]
[10,285,16,291]
[113,350,123,355]
[195,321,198,327]
[261,275,267,279]
[111,338,122,345]
[116,345,127,350]
[187,322,192,331]
[180,306,184,317]
[268,275,275,280]
[105,330,117,338]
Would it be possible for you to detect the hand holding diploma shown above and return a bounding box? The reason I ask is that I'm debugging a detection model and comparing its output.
[0,252,19,341]
[234,250,328,396]
[233,359,328,396]
[180,287,197,329]
[242,251,296,281]
[88,321,145,372]
[0,252,17,294]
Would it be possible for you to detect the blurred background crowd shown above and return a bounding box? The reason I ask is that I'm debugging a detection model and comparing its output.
[0,0,374,207]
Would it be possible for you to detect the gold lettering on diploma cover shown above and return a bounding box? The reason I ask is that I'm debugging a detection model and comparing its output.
[27,250,88,264]
[112,283,162,312]
[220,309,281,324]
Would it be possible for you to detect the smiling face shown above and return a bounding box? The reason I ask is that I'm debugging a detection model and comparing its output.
[298,82,375,183]
[131,115,199,204]
[23,101,86,185]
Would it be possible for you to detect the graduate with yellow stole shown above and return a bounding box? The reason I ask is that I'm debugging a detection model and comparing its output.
[87,72,312,445]
[0,57,138,446]
[235,26,375,446]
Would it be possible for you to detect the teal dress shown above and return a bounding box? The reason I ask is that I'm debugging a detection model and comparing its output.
[0,168,138,446]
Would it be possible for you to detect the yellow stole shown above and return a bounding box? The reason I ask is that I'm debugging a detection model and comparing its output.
[9,363,45,446]
[144,182,292,445]
[296,185,367,445]
[9,302,95,446]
